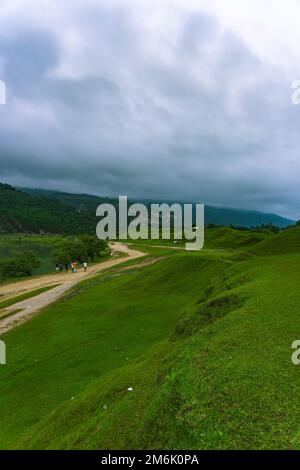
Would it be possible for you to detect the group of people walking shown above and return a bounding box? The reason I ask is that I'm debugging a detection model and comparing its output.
[55,261,88,273]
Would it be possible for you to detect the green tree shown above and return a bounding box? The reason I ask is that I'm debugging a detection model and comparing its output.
[79,235,108,260]
[52,237,109,265]
[1,250,41,278]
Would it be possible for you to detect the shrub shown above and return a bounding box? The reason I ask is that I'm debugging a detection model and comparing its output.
[1,250,41,278]
[52,236,109,265]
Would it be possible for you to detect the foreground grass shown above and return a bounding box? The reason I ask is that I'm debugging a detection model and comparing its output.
[0,250,229,448]
[1,231,300,449]
[140,254,300,449]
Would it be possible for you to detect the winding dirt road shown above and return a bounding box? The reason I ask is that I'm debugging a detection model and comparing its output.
[0,243,145,335]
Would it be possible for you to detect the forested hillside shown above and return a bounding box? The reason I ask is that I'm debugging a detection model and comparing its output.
[0,183,96,235]
[22,187,294,229]
[0,182,294,235]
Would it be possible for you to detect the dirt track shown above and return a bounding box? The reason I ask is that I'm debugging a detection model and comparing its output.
[0,243,145,335]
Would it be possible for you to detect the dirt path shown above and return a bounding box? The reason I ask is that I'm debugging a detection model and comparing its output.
[0,243,145,335]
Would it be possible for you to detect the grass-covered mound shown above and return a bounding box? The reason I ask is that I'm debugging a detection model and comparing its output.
[250,225,300,256]
[1,246,300,449]
[140,254,300,449]
[204,226,274,250]
[0,252,230,449]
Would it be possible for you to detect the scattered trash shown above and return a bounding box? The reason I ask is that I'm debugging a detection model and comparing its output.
[127,387,134,392]
[103,404,108,410]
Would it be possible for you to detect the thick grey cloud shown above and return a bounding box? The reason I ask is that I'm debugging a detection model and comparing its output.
[0,0,299,218]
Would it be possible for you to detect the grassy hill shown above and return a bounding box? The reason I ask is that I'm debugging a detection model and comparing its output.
[0,184,299,450]
[249,225,300,256]
[1,237,300,449]
[0,251,229,448]
[204,226,275,250]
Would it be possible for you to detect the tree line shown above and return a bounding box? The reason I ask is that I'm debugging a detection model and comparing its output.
[0,236,109,279]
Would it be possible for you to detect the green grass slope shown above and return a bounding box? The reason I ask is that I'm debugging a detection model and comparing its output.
[204,226,274,250]
[1,246,300,449]
[140,254,300,449]
[250,225,300,256]
[0,252,229,449]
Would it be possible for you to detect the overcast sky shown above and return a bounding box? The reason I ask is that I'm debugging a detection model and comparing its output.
[0,0,300,218]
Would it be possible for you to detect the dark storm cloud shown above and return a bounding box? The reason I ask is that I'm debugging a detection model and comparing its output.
[0,1,299,218]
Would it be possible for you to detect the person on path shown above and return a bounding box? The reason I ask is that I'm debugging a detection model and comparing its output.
[83,261,87,272]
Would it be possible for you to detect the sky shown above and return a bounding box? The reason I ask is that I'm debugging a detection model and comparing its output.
[0,0,300,219]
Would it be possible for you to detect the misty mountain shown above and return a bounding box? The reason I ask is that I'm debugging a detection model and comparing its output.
[21,187,294,229]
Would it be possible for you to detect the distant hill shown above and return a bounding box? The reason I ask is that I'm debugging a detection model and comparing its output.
[20,187,117,213]
[0,183,96,235]
[21,187,294,229]
[204,205,293,229]
[0,182,294,235]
